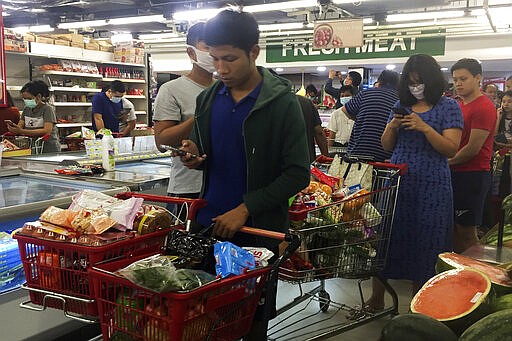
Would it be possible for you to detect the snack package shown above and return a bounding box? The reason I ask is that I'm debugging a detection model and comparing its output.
[40,206,73,229]
[81,127,96,140]
[117,254,215,292]
[132,205,174,235]
[214,242,256,278]
[165,229,217,273]
[242,247,274,267]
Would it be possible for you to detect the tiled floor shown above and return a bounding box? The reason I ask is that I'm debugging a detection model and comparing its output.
[270,278,413,340]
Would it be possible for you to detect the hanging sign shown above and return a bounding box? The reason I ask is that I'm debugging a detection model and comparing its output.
[313,19,364,49]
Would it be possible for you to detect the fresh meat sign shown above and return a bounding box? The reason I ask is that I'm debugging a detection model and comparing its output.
[313,19,364,49]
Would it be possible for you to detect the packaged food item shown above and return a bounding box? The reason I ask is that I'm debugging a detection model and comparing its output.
[40,206,73,229]
[133,205,173,235]
[243,247,274,267]
[81,127,96,140]
[214,241,256,278]
[165,229,217,273]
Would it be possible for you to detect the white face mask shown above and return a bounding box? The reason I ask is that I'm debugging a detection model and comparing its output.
[187,45,216,74]
[408,84,426,100]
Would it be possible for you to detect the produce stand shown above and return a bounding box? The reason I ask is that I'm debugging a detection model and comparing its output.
[89,227,300,341]
[270,161,406,340]
[13,192,207,323]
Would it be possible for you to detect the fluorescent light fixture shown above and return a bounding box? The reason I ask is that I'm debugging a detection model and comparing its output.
[332,0,363,3]
[317,66,327,72]
[386,10,465,22]
[173,8,223,21]
[138,32,180,40]
[28,8,46,13]
[109,14,165,25]
[111,33,133,44]
[58,20,108,29]
[244,0,317,13]
[386,64,396,70]
[441,67,449,71]
[2,12,10,17]
[11,25,54,33]
[341,71,347,75]
[259,22,314,31]
[275,68,284,72]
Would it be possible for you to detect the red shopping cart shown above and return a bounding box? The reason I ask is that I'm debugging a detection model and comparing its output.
[89,227,300,341]
[13,193,206,322]
[271,161,407,340]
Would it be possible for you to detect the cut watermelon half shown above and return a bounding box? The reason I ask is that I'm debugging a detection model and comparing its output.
[411,268,492,335]
[437,252,512,296]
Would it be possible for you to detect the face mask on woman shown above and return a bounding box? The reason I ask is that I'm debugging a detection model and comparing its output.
[187,45,216,74]
[24,99,37,108]
[408,84,426,100]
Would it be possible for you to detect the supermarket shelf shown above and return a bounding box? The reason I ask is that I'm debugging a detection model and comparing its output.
[51,87,101,93]
[53,102,92,107]
[38,70,103,78]
[124,95,146,99]
[56,122,92,128]
[102,78,146,84]
[134,111,147,115]
[100,61,145,67]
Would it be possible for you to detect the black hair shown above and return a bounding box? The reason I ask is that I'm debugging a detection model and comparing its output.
[340,85,355,96]
[377,70,399,90]
[484,83,498,92]
[497,91,512,133]
[186,22,206,46]
[306,84,318,95]
[5,91,15,107]
[204,10,259,55]
[110,80,126,93]
[21,80,50,99]
[451,58,482,76]
[503,90,512,99]
[399,54,447,106]
[348,71,362,87]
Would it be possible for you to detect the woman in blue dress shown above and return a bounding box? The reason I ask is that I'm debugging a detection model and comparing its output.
[365,54,464,311]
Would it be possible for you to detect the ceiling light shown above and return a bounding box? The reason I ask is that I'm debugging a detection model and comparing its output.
[363,18,373,24]
[109,15,165,25]
[259,22,314,31]
[172,8,224,21]
[317,66,327,72]
[386,64,396,70]
[11,25,54,33]
[2,12,10,17]
[138,32,180,40]
[28,9,46,13]
[275,68,284,72]
[244,0,317,13]
[441,67,449,71]
[386,10,465,22]
[58,20,108,29]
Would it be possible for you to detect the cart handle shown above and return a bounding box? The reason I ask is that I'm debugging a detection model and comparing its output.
[239,226,287,241]
[369,162,408,175]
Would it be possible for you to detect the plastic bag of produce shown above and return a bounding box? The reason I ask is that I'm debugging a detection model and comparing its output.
[117,254,215,292]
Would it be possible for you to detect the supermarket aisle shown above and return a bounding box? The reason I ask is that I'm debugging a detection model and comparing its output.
[271,278,412,340]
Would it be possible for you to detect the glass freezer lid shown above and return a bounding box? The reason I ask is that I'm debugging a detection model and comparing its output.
[114,163,170,176]
[0,174,111,209]
[7,152,87,163]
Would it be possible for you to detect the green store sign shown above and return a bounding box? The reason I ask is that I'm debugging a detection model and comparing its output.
[265,30,446,63]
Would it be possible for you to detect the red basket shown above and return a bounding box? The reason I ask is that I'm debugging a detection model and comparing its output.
[90,253,269,341]
[13,194,207,321]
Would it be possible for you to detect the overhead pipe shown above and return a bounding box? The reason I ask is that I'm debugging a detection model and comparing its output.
[483,0,497,32]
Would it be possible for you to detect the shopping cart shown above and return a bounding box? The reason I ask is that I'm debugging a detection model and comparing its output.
[1,133,49,155]
[13,193,206,323]
[270,161,407,340]
[89,226,300,341]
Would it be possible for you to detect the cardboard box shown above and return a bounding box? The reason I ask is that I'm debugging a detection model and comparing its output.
[23,33,36,42]
[35,36,54,44]
[71,42,84,48]
[84,41,100,50]
[50,33,84,44]
[54,39,71,47]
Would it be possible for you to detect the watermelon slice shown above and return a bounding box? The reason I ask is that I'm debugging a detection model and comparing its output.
[411,268,492,335]
[437,252,512,296]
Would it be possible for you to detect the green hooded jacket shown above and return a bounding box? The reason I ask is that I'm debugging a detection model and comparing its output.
[191,67,310,233]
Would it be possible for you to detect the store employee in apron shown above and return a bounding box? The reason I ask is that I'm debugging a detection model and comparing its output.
[91,80,135,136]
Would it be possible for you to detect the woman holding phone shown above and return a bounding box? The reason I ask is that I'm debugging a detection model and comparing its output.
[7,80,60,153]
[365,54,464,312]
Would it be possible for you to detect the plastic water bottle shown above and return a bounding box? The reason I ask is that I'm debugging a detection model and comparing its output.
[101,129,115,171]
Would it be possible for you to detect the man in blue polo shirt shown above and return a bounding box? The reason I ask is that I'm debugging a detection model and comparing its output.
[91,80,134,135]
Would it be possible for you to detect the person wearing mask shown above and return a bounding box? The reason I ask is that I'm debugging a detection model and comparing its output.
[365,54,463,312]
[341,70,399,162]
[153,22,214,207]
[6,80,60,153]
[327,85,355,147]
[305,84,320,106]
[495,90,512,148]
[178,10,310,339]
[449,58,497,253]
[0,91,20,135]
[91,80,134,136]
[325,69,362,108]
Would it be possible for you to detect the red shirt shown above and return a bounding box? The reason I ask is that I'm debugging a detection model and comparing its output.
[0,106,21,135]
[452,95,497,172]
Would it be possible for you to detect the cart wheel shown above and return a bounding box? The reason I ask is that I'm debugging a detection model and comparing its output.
[318,290,330,312]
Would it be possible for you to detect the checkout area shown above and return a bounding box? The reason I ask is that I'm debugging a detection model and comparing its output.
[0,142,173,340]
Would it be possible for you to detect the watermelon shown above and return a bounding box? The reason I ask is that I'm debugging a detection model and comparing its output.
[380,313,458,341]
[436,252,512,296]
[491,293,512,312]
[459,309,512,341]
[410,268,492,335]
